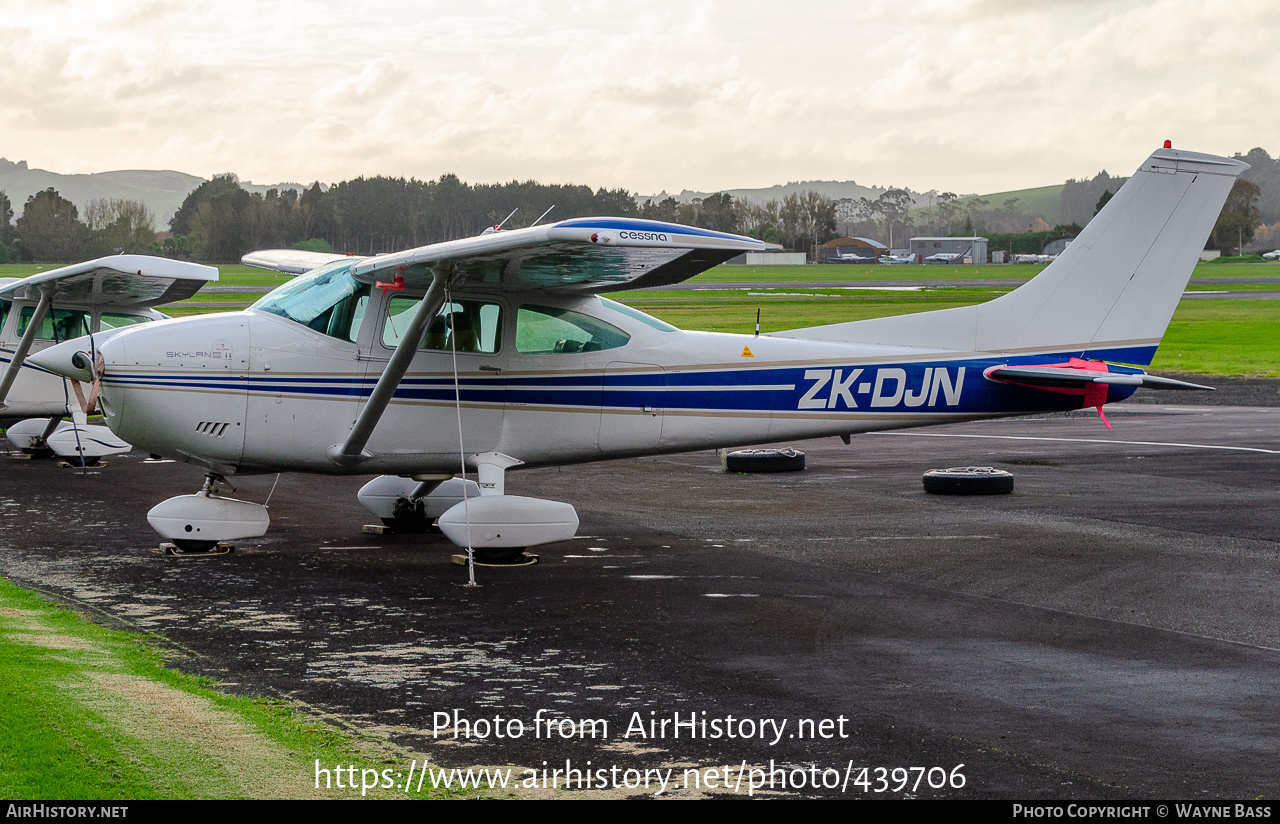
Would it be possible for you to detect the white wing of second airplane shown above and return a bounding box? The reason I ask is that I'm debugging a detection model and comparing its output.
[242,249,361,275]
[0,255,218,307]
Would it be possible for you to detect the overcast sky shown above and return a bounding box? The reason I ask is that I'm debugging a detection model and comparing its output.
[2,0,1276,196]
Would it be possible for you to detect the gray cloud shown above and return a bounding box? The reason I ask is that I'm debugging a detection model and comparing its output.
[0,0,1275,193]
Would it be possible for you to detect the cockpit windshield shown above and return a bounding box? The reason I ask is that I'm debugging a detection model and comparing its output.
[251,261,370,342]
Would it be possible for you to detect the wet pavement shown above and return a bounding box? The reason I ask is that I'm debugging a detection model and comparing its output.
[2,402,1279,798]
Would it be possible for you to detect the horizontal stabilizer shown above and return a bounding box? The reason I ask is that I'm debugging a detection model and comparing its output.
[985,364,1213,391]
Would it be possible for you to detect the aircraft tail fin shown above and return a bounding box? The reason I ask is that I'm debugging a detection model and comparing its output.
[774,148,1248,364]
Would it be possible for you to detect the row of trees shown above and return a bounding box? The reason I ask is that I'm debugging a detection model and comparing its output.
[164,174,845,262]
[637,191,839,254]
[1210,179,1261,256]
[165,174,642,262]
[0,177,843,264]
[838,171,1270,258]
[834,188,920,248]
[0,189,157,263]
[0,157,1274,264]
[830,186,1045,248]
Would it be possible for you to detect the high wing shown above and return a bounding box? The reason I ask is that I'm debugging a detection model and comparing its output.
[0,255,218,307]
[242,249,360,275]
[0,255,218,411]
[345,217,772,293]
[240,218,769,468]
[243,219,772,290]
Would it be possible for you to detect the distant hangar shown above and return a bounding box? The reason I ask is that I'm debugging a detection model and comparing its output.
[909,236,989,264]
[818,237,888,262]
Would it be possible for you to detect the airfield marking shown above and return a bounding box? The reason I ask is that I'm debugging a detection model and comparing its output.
[804,535,998,541]
[871,431,1280,454]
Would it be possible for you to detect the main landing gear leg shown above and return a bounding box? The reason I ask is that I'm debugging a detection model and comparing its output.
[147,474,270,552]
[357,474,483,533]
[39,415,62,443]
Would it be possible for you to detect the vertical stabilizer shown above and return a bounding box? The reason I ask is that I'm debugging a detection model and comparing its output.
[775,148,1248,363]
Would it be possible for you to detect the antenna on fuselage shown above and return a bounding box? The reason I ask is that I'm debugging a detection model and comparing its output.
[529,205,556,227]
[755,308,760,337]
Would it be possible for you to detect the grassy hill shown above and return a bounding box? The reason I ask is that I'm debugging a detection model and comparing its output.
[913,183,1066,225]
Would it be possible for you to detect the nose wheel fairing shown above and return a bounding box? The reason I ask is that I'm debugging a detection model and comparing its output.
[146,476,270,548]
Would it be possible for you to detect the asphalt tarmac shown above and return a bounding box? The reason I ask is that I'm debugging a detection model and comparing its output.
[2,398,1279,799]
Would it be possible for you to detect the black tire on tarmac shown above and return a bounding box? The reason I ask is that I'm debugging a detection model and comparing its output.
[473,546,527,565]
[723,448,806,473]
[380,516,433,534]
[173,539,218,552]
[383,497,433,533]
[922,466,1014,495]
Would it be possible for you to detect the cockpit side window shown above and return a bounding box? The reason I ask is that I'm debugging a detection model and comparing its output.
[18,307,90,341]
[320,290,370,342]
[251,263,370,343]
[383,297,502,354]
[516,305,630,354]
[0,300,9,336]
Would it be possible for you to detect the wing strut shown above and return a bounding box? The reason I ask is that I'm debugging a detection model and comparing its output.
[0,287,55,410]
[327,268,449,467]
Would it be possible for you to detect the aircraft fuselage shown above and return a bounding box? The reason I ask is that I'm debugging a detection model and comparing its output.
[86,288,1136,477]
[0,290,162,418]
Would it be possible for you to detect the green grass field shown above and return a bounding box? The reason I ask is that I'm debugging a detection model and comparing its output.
[1148,301,1280,376]
[687,263,1039,282]
[689,261,1280,283]
[4,261,1279,375]
[0,577,463,799]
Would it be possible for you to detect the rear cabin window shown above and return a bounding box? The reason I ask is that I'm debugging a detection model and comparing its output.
[516,305,630,354]
[0,301,9,336]
[598,298,678,332]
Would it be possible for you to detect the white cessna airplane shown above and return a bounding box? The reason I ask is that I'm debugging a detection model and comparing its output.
[1,256,216,463]
[924,244,972,264]
[830,250,877,263]
[31,146,1242,556]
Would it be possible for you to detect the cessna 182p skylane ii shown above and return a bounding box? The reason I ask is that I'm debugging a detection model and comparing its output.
[30,146,1243,556]
[0,257,216,463]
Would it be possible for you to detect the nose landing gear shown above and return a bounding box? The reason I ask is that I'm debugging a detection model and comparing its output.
[147,474,270,551]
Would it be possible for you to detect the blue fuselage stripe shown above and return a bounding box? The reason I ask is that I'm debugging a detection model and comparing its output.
[103,347,1150,414]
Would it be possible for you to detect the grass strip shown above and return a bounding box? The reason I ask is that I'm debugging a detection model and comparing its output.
[0,577,464,799]
[6,262,1278,375]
